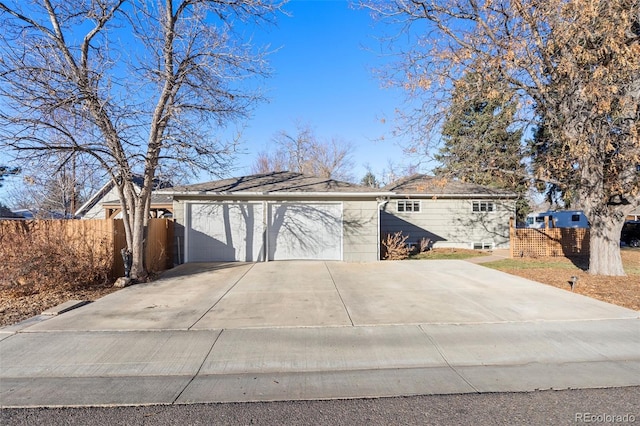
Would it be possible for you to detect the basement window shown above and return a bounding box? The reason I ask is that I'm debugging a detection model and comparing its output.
[397,200,421,213]
[473,242,494,250]
[472,201,494,213]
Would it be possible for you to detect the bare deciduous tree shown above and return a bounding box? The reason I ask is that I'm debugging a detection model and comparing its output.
[0,0,282,279]
[363,0,640,276]
[9,154,103,218]
[251,122,355,181]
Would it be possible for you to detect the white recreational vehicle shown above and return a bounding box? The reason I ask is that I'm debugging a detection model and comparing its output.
[525,210,589,229]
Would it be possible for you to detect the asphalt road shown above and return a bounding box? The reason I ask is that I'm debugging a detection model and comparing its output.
[2,387,639,426]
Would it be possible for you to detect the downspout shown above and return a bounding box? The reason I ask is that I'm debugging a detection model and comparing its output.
[377,198,390,260]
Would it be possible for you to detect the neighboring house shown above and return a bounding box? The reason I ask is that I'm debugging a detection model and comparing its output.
[0,205,23,219]
[627,206,640,221]
[164,171,390,263]
[381,174,517,250]
[75,176,173,219]
[4,208,72,219]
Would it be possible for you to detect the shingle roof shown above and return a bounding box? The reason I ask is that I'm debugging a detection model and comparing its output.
[384,174,518,197]
[168,171,383,194]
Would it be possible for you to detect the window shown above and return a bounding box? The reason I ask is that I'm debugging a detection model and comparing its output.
[571,214,581,222]
[397,200,421,213]
[473,242,493,250]
[472,201,494,213]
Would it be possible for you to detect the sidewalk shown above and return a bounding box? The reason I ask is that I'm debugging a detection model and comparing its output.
[1,260,638,407]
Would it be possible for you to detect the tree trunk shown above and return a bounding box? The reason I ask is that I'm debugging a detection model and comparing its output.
[588,215,626,276]
[130,198,147,280]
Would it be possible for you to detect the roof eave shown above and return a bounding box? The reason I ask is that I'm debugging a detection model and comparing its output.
[391,192,519,199]
[168,191,394,198]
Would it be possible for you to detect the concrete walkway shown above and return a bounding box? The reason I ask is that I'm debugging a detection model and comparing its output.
[463,248,510,264]
[1,261,638,407]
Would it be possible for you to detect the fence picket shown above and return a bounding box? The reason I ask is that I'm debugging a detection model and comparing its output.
[0,219,173,278]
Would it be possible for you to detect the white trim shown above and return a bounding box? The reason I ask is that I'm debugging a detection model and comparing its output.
[184,202,191,263]
[165,191,392,198]
[391,193,518,199]
[74,180,114,217]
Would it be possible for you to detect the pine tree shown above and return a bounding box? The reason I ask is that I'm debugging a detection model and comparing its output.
[434,72,530,221]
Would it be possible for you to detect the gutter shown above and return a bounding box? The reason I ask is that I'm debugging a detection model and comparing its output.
[162,191,396,199]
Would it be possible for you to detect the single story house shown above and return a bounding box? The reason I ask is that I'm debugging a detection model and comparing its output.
[79,171,517,262]
[381,174,517,250]
[164,172,390,263]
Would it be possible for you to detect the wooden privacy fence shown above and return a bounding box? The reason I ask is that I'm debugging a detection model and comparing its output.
[510,218,590,258]
[0,219,173,278]
[111,219,174,277]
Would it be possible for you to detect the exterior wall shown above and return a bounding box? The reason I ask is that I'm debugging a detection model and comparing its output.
[81,186,121,219]
[342,200,379,262]
[173,196,380,263]
[381,197,514,249]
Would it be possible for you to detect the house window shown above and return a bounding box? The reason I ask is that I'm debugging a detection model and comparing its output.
[473,242,494,250]
[397,200,421,213]
[571,214,581,222]
[472,201,494,213]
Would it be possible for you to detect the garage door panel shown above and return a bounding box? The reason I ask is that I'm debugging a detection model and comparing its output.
[188,203,264,262]
[268,203,342,261]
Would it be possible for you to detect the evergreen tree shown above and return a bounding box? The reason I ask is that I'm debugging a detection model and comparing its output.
[529,121,578,208]
[434,72,530,221]
[360,171,380,188]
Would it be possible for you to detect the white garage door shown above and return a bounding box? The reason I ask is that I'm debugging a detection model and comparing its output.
[267,203,342,261]
[186,202,264,262]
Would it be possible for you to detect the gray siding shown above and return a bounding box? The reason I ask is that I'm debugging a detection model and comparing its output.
[381,198,514,249]
[343,200,379,262]
[81,186,121,219]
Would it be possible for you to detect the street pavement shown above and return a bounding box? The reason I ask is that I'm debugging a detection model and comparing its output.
[1,260,638,408]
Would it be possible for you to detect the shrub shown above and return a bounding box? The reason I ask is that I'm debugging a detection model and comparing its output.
[381,232,410,260]
[0,220,112,297]
[419,237,432,253]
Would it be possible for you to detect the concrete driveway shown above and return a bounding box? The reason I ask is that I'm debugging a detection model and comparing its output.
[1,260,639,407]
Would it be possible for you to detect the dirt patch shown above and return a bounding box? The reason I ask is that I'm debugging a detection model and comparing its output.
[485,249,640,311]
[0,282,118,328]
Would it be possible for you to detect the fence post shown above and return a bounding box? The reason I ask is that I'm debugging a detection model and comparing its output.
[509,217,515,258]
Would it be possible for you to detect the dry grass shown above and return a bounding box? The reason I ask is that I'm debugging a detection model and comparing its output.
[411,247,488,260]
[483,248,640,311]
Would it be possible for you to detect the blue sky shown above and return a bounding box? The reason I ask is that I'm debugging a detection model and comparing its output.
[0,0,417,206]
[231,0,411,181]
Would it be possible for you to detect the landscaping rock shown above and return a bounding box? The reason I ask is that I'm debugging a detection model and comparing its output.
[113,277,133,288]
